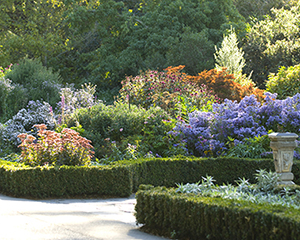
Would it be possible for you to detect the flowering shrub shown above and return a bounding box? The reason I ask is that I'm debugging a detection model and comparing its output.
[172,93,300,157]
[18,124,94,166]
[0,100,56,152]
[119,68,218,118]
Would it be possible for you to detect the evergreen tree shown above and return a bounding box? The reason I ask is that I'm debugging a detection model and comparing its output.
[214,28,246,76]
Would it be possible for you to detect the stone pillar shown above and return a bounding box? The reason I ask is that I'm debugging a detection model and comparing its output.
[269,132,298,185]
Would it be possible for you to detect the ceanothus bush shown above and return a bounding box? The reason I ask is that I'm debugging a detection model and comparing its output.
[172,93,300,157]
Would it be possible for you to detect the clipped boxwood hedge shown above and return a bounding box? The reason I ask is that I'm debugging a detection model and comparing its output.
[118,156,300,191]
[1,156,300,198]
[135,186,300,240]
[0,160,133,198]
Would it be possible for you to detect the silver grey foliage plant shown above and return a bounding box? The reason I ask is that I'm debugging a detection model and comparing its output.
[176,169,300,209]
[59,83,100,116]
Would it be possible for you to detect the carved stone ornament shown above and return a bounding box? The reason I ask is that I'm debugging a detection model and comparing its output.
[269,132,298,185]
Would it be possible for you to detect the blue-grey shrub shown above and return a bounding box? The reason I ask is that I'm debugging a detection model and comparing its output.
[0,100,56,153]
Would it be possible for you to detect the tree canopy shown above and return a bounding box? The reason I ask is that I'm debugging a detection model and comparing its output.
[0,0,246,89]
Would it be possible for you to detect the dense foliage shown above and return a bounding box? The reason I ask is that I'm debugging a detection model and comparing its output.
[243,3,300,88]
[0,0,245,89]
[232,0,289,20]
[266,64,300,99]
[1,0,300,167]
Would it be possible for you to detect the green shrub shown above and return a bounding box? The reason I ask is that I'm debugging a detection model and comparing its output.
[0,64,13,120]
[4,83,29,121]
[226,134,272,159]
[5,57,62,111]
[0,65,29,121]
[0,77,13,121]
[118,157,300,192]
[266,64,300,99]
[65,102,180,159]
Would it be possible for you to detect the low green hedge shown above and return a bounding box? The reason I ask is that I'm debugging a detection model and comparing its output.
[135,186,300,240]
[117,156,300,191]
[0,160,132,198]
[1,156,300,198]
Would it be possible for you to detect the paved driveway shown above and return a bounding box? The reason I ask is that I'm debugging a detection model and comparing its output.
[0,194,168,240]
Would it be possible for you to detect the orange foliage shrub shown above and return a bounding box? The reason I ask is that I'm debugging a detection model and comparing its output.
[165,66,265,102]
[233,83,265,103]
[187,68,237,100]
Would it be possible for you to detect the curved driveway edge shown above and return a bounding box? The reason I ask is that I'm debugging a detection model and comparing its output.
[0,194,168,240]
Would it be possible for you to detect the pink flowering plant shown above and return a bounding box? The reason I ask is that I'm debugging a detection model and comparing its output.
[119,69,218,118]
[0,64,12,78]
[18,124,94,166]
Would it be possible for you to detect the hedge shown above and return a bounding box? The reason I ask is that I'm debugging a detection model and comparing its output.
[1,156,300,198]
[135,186,300,240]
[118,156,300,191]
[0,160,133,198]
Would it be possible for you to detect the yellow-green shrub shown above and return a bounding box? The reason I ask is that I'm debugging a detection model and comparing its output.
[266,64,300,99]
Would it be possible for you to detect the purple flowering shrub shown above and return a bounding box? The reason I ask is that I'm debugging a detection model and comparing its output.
[172,93,300,157]
[119,69,218,118]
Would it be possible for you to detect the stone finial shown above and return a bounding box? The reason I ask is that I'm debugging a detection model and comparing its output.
[269,132,298,185]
